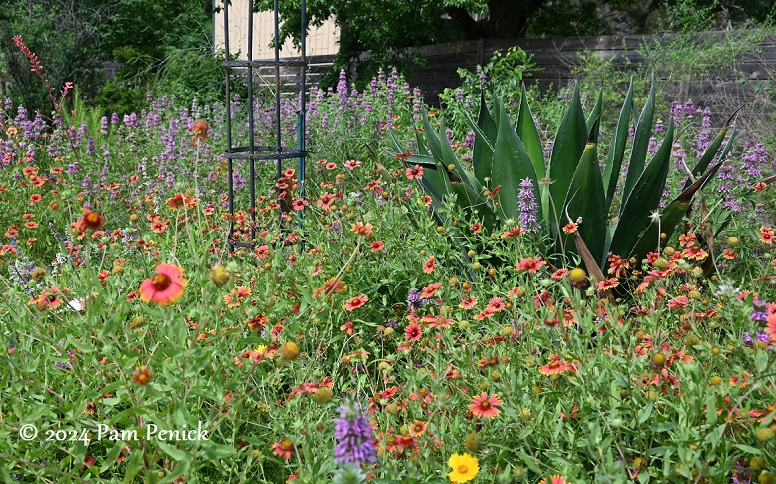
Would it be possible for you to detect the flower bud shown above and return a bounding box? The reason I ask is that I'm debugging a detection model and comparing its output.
[31,267,46,282]
[279,341,300,360]
[314,387,334,404]
[210,264,231,287]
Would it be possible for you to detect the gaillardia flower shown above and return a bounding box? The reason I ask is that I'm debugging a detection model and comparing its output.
[77,208,105,231]
[138,264,187,305]
[132,365,152,385]
[469,392,502,419]
[189,119,210,143]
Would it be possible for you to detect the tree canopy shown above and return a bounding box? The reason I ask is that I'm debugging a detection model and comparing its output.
[254,0,775,87]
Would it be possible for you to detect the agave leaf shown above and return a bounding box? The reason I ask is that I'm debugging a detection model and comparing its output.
[491,100,540,224]
[438,117,479,203]
[389,129,405,155]
[422,108,445,164]
[416,163,450,207]
[559,131,607,267]
[608,118,675,260]
[405,154,438,169]
[585,87,604,145]
[547,83,587,238]
[622,74,656,205]
[602,80,634,214]
[415,127,429,156]
[517,85,546,180]
[629,161,723,262]
[470,91,497,184]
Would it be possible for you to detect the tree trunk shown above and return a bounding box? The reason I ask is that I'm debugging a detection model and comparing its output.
[486,0,547,38]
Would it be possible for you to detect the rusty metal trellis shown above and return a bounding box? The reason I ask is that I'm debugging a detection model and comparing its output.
[222,0,307,252]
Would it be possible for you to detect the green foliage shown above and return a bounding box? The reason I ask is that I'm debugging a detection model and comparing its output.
[153,48,230,108]
[254,0,488,89]
[395,79,736,279]
[439,46,536,134]
[0,0,107,114]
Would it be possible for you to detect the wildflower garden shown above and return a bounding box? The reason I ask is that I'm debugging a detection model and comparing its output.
[2,38,776,484]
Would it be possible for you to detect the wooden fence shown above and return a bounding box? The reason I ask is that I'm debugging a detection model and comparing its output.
[404,32,774,103]
[250,30,775,129]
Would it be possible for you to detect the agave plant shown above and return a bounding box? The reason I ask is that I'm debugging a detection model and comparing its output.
[389,79,736,282]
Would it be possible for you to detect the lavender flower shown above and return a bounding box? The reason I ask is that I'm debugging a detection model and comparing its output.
[333,400,376,466]
[751,299,768,322]
[407,288,424,311]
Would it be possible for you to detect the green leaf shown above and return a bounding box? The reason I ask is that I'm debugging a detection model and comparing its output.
[547,83,587,238]
[517,85,545,180]
[471,91,496,183]
[100,441,126,472]
[560,140,606,267]
[638,400,654,424]
[734,444,762,455]
[609,118,674,261]
[156,440,189,461]
[603,80,634,214]
[585,87,603,145]
[438,117,478,197]
[491,100,539,224]
[422,108,445,163]
[622,74,656,205]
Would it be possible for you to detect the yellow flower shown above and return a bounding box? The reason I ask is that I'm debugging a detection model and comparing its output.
[448,452,479,483]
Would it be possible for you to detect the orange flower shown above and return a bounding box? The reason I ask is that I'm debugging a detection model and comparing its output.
[486,297,505,312]
[405,165,424,180]
[420,282,442,299]
[760,226,774,244]
[538,354,576,375]
[272,439,295,460]
[562,222,578,234]
[468,392,502,419]
[404,323,422,342]
[459,296,477,309]
[151,220,168,233]
[78,208,105,231]
[344,294,368,311]
[132,365,152,385]
[314,277,347,299]
[138,263,187,306]
[423,256,437,273]
[516,257,545,274]
[539,475,571,484]
[29,287,64,310]
[351,222,374,237]
[166,193,197,209]
[598,278,619,290]
[189,119,209,142]
[767,313,776,344]
[409,420,427,437]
